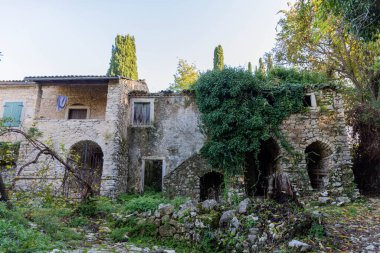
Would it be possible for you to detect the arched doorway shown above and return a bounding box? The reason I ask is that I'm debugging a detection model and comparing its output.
[199,171,224,201]
[245,138,280,197]
[305,141,332,190]
[64,140,103,196]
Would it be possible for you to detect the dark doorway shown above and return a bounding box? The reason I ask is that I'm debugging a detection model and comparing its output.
[200,171,224,201]
[65,140,103,196]
[245,138,280,197]
[305,141,331,190]
[144,160,163,192]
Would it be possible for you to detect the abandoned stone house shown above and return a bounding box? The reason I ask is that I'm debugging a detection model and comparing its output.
[0,76,353,200]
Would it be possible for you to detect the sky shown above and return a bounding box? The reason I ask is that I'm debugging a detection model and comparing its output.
[0,0,294,91]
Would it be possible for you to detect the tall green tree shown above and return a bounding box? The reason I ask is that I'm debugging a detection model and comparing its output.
[248,62,253,73]
[265,54,273,72]
[258,58,265,75]
[169,59,199,91]
[275,0,380,101]
[107,34,138,80]
[213,45,224,71]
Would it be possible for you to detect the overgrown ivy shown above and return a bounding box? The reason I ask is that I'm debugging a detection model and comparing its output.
[194,67,330,175]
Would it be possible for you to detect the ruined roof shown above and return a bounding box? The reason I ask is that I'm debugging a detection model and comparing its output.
[129,89,195,97]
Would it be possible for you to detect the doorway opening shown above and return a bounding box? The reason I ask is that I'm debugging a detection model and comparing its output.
[199,171,224,201]
[245,138,280,197]
[143,159,163,193]
[305,141,331,190]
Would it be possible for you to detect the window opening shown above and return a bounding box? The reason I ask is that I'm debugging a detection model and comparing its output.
[133,102,151,125]
[68,108,88,119]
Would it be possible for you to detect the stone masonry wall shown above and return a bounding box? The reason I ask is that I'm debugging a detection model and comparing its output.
[37,84,108,120]
[160,88,354,200]
[279,89,353,197]
[127,93,205,192]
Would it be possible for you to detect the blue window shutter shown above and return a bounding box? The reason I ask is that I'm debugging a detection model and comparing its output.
[3,102,23,127]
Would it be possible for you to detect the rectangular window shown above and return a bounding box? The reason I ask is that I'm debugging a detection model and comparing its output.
[68,109,88,119]
[2,102,23,127]
[303,93,317,108]
[133,102,151,125]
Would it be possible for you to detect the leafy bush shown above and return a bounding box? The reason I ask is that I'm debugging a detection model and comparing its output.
[77,196,116,217]
[123,192,187,213]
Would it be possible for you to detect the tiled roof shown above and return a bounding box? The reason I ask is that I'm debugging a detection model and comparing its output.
[24,75,125,82]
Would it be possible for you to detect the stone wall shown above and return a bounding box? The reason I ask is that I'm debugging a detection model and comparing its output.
[0,83,39,128]
[1,78,149,197]
[163,154,217,200]
[279,89,353,196]
[126,93,205,192]
[37,84,108,120]
[160,88,354,200]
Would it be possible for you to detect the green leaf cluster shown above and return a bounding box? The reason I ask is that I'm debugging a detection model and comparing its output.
[107,34,138,80]
[195,67,329,175]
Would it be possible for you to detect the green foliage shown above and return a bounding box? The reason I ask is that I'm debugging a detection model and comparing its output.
[213,45,224,71]
[275,0,380,101]
[248,62,252,74]
[0,141,20,168]
[308,221,325,239]
[77,196,115,217]
[324,0,380,41]
[258,57,265,75]
[0,203,55,252]
[265,53,273,72]
[169,59,199,91]
[123,192,186,213]
[107,34,138,79]
[195,67,329,175]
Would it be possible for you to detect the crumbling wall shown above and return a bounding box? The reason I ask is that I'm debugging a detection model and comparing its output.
[279,89,353,196]
[127,93,205,192]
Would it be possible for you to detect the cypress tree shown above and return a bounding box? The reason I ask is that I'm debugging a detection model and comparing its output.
[258,58,265,75]
[248,62,252,73]
[266,54,273,72]
[107,34,138,79]
[213,45,224,71]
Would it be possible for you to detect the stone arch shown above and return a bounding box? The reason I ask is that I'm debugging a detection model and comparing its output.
[64,140,104,196]
[199,171,224,201]
[245,137,281,197]
[305,140,333,190]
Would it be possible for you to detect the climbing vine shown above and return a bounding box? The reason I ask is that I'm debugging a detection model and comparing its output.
[194,67,330,175]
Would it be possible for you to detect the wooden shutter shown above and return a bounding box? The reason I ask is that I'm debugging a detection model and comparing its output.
[134,102,150,125]
[3,102,23,127]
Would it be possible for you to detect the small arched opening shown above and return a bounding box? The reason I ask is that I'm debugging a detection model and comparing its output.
[64,140,103,196]
[245,138,280,197]
[199,171,224,201]
[305,141,332,190]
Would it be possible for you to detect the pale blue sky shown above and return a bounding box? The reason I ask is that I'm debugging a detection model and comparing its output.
[0,0,293,91]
